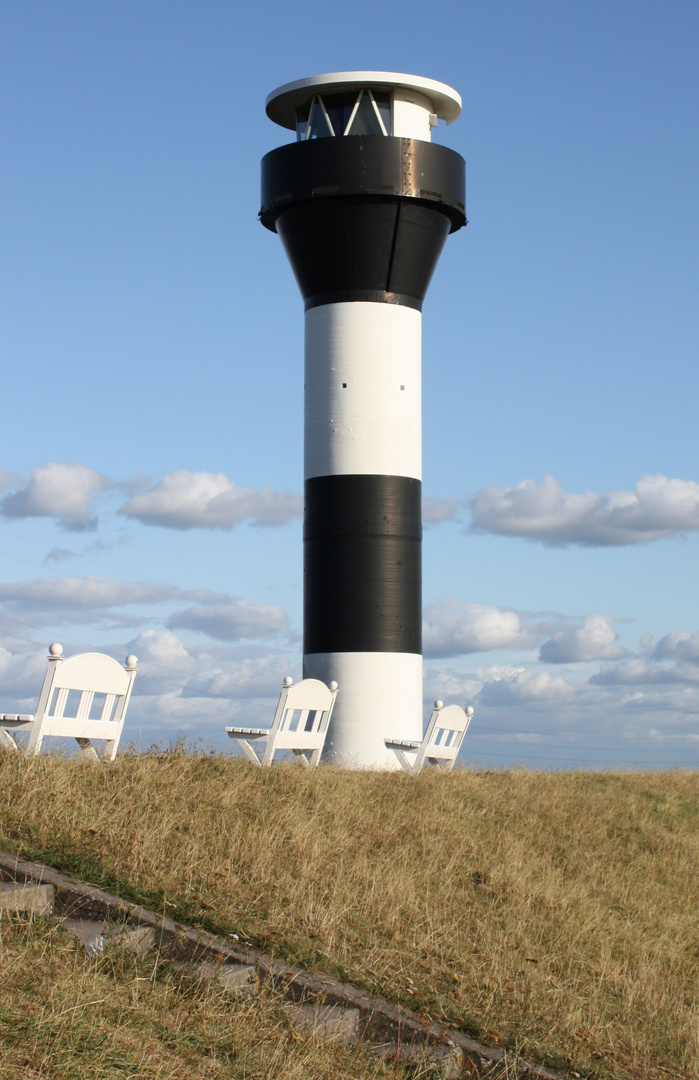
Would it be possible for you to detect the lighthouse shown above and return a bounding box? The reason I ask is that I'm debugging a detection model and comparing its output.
[260,72,466,767]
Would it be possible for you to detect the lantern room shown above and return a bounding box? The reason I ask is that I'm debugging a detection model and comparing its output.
[265,71,462,143]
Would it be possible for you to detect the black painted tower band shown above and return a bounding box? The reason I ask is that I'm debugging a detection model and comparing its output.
[304,474,422,655]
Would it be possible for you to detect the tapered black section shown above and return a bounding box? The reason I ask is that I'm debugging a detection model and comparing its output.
[260,136,466,310]
[276,199,451,311]
[304,475,422,655]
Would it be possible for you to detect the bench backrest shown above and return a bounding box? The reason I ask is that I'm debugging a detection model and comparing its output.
[262,677,338,766]
[416,704,473,772]
[26,646,138,760]
[275,678,336,735]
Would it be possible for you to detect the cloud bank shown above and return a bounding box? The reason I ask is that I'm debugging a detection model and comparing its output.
[120,471,302,530]
[539,614,626,663]
[1,463,112,531]
[470,474,699,546]
[0,576,225,614]
[423,599,538,658]
[167,601,289,641]
[478,666,574,705]
[652,631,699,663]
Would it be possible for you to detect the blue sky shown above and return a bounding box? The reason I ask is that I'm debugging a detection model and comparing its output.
[1,0,698,767]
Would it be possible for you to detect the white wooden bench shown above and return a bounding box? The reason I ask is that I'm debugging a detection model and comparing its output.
[226,676,338,767]
[385,701,473,774]
[0,643,138,760]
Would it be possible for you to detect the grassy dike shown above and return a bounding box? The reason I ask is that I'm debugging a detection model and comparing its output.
[1,750,697,1079]
[0,917,394,1080]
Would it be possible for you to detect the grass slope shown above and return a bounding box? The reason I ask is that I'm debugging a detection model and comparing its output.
[1,750,697,1079]
[0,918,394,1079]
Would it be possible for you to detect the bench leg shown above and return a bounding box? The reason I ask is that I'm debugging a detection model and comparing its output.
[76,738,101,762]
[236,738,264,766]
[25,722,45,756]
[0,727,19,752]
[388,747,420,774]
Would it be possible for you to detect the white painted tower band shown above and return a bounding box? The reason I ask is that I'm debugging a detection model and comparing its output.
[304,652,423,767]
[305,303,422,481]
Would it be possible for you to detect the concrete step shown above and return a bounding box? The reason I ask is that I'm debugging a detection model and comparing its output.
[58,917,109,953]
[119,925,156,957]
[0,881,54,917]
[170,959,259,995]
[57,918,157,958]
[284,1002,360,1047]
[374,1040,465,1078]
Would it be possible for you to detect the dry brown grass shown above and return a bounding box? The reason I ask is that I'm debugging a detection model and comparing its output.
[0,916,395,1079]
[1,749,698,1079]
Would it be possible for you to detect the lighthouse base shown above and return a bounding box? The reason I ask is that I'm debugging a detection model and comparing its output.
[303,651,422,769]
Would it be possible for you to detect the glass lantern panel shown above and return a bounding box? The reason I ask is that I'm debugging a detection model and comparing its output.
[346,90,384,136]
[322,91,361,136]
[372,91,392,135]
[295,99,311,141]
[307,96,333,138]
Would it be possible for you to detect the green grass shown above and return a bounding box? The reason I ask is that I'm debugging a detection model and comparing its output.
[1,749,698,1079]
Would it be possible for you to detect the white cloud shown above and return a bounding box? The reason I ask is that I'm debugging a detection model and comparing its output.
[540,614,626,663]
[422,666,483,707]
[422,497,460,525]
[44,539,119,563]
[119,471,302,530]
[423,598,537,658]
[622,686,699,716]
[121,630,296,741]
[128,628,201,673]
[0,576,186,612]
[1,462,112,531]
[470,473,699,546]
[206,655,296,700]
[591,659,686,686]
[592,628,699,688]
[0,576,228,630]
[43,548,80,563]
[652,631,699,663]
[0,641,51,703]
[167,601,289,642]
[477,666,574,705]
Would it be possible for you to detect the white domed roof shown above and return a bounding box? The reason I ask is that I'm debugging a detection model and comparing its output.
[266,71,462,130]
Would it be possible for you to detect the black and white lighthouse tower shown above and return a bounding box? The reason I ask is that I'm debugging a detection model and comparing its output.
[260,72,466,767]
